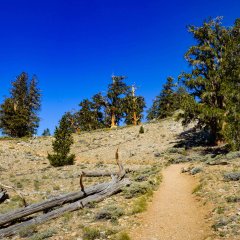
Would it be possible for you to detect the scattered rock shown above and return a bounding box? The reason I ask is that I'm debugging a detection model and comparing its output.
[190,167,202,175]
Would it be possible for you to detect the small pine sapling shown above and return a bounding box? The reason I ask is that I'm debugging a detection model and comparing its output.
[48,115,75,167]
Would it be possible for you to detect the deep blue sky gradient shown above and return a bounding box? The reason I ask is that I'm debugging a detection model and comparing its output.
[0,0,239,134]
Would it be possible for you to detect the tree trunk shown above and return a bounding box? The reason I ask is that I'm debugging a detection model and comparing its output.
[133,111,137,126]
[111,112,116,128]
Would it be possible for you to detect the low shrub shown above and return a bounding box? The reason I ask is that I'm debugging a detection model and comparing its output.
[19,225,37,238]
[95,205,124,221]
[139,126,144,134]
[192,183,203,194]
[131,196,147,214]
[29,229,56,240]
[82,227,101,240]
[48,154,75,167]
[117,232,132,240]
[226,195,240,203]
[123,182,151,199]
[224,172,240,181]
[190,167,202,175]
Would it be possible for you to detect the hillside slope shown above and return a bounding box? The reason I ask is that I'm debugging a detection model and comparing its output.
[0,118,239,240]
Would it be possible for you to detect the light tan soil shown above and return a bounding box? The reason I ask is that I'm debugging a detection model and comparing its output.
[130,164,212,240]
[1,118,239,239]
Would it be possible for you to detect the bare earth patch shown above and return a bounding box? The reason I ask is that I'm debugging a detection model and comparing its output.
[130,164,212,240]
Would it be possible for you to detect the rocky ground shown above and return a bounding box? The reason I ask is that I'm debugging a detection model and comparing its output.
[0,118,239,240]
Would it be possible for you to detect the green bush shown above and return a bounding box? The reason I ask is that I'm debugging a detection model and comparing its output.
[48,154,75,167]
[95,205,124,221]
[123,182,151,199]
[117,232,131,240]
[139,126,144,134]
[131,196,147,214]
[29,229,56,240]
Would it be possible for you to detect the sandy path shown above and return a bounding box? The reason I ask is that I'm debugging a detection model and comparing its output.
[130,164,212,240]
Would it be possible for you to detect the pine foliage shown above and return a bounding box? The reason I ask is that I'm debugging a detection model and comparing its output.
[147,77,177,120]
[48,115,75,167]
[179,17,240,146]
[0,72,41,137]
[66,76,145,130]
[106,76,130,127]
[221,19,240,149]
[73,93,106,131]
[123,86,146,125]
[42,128,51,136]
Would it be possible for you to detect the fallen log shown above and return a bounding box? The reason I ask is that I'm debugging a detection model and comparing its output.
[0,182,108,227]
[0,148,127,227]
[82,168,132,177]
[0,178,130,238]
[206,161,228,166]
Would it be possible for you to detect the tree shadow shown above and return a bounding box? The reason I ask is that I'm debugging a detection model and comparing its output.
[172,127,229,156]
[172,127,213,149]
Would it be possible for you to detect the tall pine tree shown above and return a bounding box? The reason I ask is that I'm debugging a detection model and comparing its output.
[221,19,240,149]
[105,76,130,128]
[0,72,41,137]
[147,77,177,120]
[179,17,230,144]
[123,85,146,125]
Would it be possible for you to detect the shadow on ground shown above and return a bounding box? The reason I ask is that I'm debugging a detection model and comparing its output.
[172,127,229,156]
[172,127,213,149]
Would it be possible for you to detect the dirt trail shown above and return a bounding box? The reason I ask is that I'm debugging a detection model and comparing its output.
[131,164,212,240]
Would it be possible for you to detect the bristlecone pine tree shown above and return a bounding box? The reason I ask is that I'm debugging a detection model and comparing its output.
[105,76,130,128]
[147,77,177,120]
[42,128,51,136]
[221,19,240,150]
[124,85,146,125]
[74,93,106,131]
[0,72,41,137]
[48,114,75,167]
[179,17,239,145]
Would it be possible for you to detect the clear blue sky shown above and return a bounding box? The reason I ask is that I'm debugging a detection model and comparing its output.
[0,0,239,135]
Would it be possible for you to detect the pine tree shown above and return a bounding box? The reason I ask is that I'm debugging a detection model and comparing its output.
[179,17,230,144]
[123,85,146,125]
[0,72,41,137]
[106,76,130,128]
[221,19,240,149]
[42,128,51,136]
[48,115,75,167]
[147,77,176,120]
[73,93,106,131]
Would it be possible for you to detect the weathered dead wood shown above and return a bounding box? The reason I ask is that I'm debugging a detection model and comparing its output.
[0,182,108,227]
[0,189,9,204]
[80,148,129,179]
[0,148,127,227]
[115,147,125,179]
[0,178,130,238]
[79,171,86,192]
[0,147,130,238]
[207,161,228,166]
[82,168,132,177]
[0,183,27,207]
